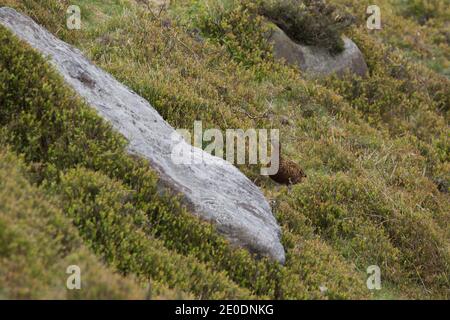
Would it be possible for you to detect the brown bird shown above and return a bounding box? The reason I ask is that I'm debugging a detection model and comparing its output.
[267,141,306,186]
[270,156,307,185]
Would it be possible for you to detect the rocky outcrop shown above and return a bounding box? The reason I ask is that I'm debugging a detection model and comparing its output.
[268,25,368,78]
[0,7,285,263]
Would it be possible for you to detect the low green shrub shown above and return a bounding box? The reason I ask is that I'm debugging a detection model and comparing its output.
[193,0,273,68]
[284,172,450,296]
[395,0,447,25]
[0,149,150,299]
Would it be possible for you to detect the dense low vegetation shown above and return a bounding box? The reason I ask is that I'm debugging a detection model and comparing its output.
[331,0,450,77]
[0,0,448,299]
[0,148,174,299]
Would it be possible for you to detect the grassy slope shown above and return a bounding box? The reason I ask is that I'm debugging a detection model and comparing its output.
[0,0,448,299]
[330,0,450,77]
[0,148,174,299]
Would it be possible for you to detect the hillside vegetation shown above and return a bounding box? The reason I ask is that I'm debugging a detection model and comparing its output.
[0,0,448,299]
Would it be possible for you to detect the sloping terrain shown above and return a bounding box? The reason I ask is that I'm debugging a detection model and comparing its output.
[0,0,448,299]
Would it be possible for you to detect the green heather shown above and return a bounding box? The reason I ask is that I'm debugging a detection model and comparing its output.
[0,0,448,299]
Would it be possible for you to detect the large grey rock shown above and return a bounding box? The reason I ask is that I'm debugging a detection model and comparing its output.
[0,7,285,263]
[268,25,368,78]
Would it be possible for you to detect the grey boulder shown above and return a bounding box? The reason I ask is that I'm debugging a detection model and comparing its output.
[268,25,368,78]
[0,7,285,263]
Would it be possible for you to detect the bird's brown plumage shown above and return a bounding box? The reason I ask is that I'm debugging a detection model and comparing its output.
[269,157,306,185]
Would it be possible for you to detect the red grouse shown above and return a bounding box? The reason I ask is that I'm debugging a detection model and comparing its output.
[269,154,307,185]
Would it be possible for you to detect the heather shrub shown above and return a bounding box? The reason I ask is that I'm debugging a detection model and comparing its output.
[193,0,273,68]
[0,149,150,299]
[396,0,447,25]
[284,172,449,292]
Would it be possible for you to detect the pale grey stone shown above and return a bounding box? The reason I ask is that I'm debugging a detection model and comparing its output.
[268,25,368,78]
